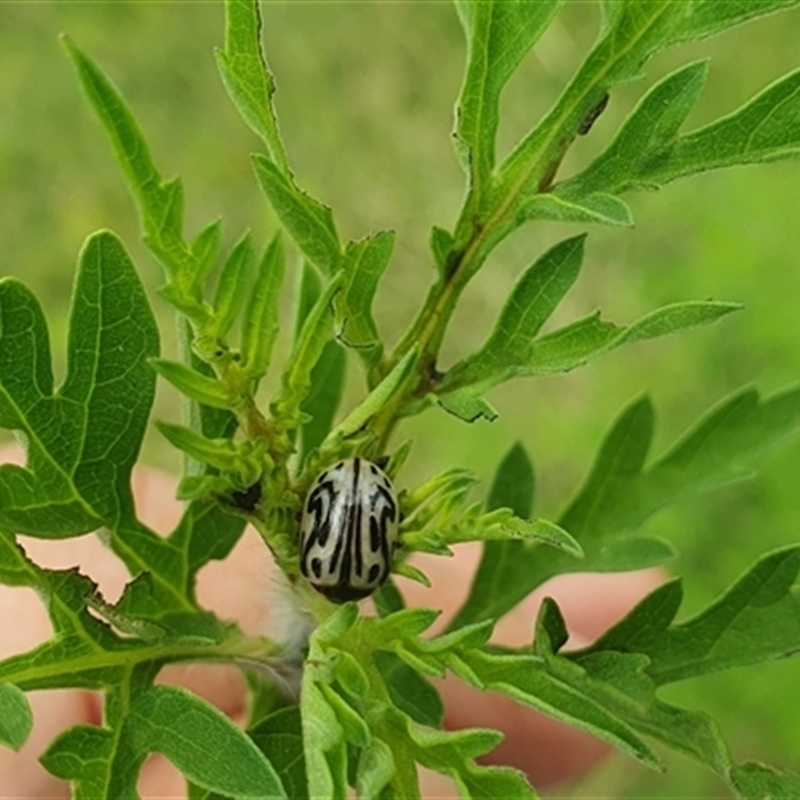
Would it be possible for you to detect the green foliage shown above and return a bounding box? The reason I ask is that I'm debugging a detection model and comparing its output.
[2,1,800,798]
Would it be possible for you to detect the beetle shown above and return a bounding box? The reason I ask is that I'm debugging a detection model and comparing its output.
[300,457,399,602]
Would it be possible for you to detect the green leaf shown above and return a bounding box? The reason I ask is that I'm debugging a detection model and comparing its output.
[516,192,633,228]
[442,236,586,393]
[131,685,285,799]
[443,443,535,631]
[299,341,347,465]
[644,66,800,184]
[192,219,224,289]
[591,546,800,685]
[216,0,290,173]
[249,708,308,800]
[488,1,800,250]
[323,347,417,447]
[448,511,582,555]
[732,762,800,799]
[451,384,800,628]
[453,0,562,199]
[356,737,395,800]
[489,442,535,519]
[241,234,285,381]
[399,712,536,800]
[253,155,341,276]
[293,263,348,465]
[212,231,254,339]
[150,359,232,410]
[300,672,347,800]
[563,386,800,542]
[63,39,207,312]
[156,423,253,477]
[666,0,800,48]
[0,231,159,537]
[526,301,742,375]
[271,273,344,430]
[337,231,394,372]
[435,390,498,423]
[0,683,32,751]
[534,597,569,657]
[460,649,662,771]
[557,61,709,197]
[373,651,444,728]
[40,724,123,800]
[429,226,455,278]
[319,683,371,748]
[563,60,800,196]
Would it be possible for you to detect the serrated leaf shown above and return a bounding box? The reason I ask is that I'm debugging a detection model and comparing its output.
[557,61,709,197]
[241,233,285,381]
[591,546,800,684]
[0,231,158,537]
[452,764,539,800]
[460,648,662,770]
[421,621,495,658]
[63,39,208,309]
[399,711,536,800]
[391,561,431,588]
[337,231,394,371]
[216,0,289,173]
[40,723,123,800]
[332,651,369,701]
[370,608,441,643]
[0,683,32,751]
[435,389,498,423]
[0,529,38,586]
[271,273,344,430]
[253,155,341,276]
[563,386,800,542]
[645,66,800,184]
[447,443,534,630]
[212,231,254,339]
[131,685,285,799]
[527,301,742,376]
[489,0,800,251]
[150,359,232,409]
[451,384,800,628]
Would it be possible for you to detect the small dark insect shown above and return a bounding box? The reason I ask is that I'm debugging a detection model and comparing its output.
[229,481,262,513]
[300,457,399,603]
[578,93,609,136]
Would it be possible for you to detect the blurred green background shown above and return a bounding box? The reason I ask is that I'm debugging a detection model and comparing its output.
[1,2,798,796]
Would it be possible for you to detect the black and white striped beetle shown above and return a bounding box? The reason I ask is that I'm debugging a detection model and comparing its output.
[300,457,399,603]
